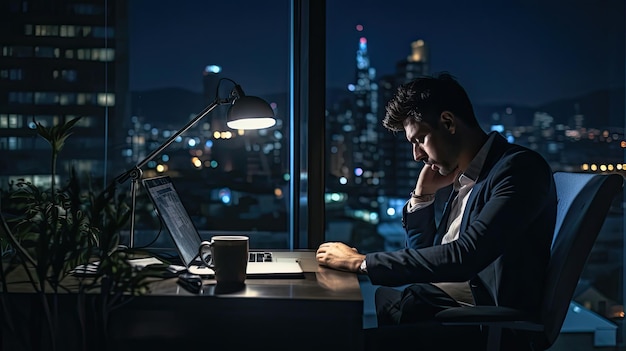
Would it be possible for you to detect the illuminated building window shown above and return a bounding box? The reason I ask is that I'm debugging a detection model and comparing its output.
[34,46,59,58]
[76,48,89,60]
[61,69,78,82]
[92,48,115,62]
[77,93,94,105]
[93,27,114,39]
[8,91,33,104]
[6,46,33,58]
[60,25,76,37]
[80,27,92,37]
[52,69,78,82]
[71,48,115,61]
[34,92,59,105]
[97,93,115,106]
[0,69,23,80]
[35,25,59,36]
[59,93,76,105]
[8,137,19,150]
[71,4,104,15]
[8,114,21,128]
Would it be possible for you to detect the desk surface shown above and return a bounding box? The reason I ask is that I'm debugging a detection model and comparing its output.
[147,250,363,301]
[111,250,364,351]
[3,250,364,351]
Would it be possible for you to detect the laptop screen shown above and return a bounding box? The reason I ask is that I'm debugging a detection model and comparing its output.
[142,176,203,267]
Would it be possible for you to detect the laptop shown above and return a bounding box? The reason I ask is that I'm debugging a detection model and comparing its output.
[141,176,304,278]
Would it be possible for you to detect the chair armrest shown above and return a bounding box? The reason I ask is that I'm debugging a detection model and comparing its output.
[435,306,544,332]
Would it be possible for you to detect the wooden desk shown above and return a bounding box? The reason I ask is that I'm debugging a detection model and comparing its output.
[107,250,364,351]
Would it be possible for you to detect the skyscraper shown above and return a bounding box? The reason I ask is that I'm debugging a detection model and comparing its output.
[378,39,430,198]
[327,31,381,206]
[0,0,129,189]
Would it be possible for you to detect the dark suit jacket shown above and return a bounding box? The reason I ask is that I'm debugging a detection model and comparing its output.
[365,132,557,320]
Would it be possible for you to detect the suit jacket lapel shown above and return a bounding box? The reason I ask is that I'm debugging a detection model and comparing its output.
[434,189,458,245]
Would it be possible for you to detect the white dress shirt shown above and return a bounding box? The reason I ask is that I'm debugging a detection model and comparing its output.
[401,134,497,305]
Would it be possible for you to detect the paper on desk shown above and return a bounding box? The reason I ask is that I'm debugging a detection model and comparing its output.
[71,257,178,276]
[128,257,163,268]
[129,257,187,275]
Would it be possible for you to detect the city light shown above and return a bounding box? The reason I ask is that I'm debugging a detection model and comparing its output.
[218,188,231,204]
[191,157,202,168]
[204,65,221,74]
[274,188,283,198]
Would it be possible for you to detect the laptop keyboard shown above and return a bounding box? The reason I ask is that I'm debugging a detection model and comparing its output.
[199,251,273,265]
[249,252,273,262]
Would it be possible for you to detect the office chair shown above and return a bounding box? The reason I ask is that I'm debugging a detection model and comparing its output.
[434,172,623,350]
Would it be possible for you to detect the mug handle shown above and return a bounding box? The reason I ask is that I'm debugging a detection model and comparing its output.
[199,240,214,269]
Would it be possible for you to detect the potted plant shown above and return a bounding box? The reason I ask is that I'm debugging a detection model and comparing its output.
[0,117,163,351]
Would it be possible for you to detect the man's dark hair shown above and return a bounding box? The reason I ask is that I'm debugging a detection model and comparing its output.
[382,72,479,132]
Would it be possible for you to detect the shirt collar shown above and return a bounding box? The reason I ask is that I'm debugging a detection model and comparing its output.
[459,132,497,184]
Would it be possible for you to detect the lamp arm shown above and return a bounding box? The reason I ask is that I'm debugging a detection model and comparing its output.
[114,96,226,248]
[116,97,224,185]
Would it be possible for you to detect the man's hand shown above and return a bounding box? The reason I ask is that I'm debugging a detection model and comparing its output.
[316,242,365,273]
[414,164,460,195]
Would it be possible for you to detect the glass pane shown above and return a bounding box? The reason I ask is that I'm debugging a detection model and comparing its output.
[0,1,114,193]
[326,0,625,340]
[0,1,292,251]
[127,1,291,250]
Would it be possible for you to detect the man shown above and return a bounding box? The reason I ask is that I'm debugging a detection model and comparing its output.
[316,73,557,349]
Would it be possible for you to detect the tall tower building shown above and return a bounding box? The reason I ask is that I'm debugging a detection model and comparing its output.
[201,64,225,129]
[327,28,380,208]
[352,36,380,196]
[0,0,129,188]
[396,39,429,82]
[378,39,430,199]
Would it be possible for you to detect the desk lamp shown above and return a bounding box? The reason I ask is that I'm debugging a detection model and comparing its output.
[116,78,276,248]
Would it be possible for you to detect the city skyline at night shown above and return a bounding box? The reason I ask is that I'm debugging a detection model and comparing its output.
[129,0,624,107]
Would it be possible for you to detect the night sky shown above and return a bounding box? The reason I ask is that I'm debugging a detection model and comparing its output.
[129,0,625,107]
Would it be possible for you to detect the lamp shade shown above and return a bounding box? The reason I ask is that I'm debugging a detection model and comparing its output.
[226,95,276,130]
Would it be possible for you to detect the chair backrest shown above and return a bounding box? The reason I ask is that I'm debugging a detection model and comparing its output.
[539,172,623,348]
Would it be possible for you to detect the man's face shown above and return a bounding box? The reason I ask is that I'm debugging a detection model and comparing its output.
[403,118,458,176]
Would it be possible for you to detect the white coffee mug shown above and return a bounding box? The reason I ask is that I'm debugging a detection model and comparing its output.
[199,235,249,286]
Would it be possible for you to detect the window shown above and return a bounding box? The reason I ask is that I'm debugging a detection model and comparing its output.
[326,0,625,341]
[127,1,291,249]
